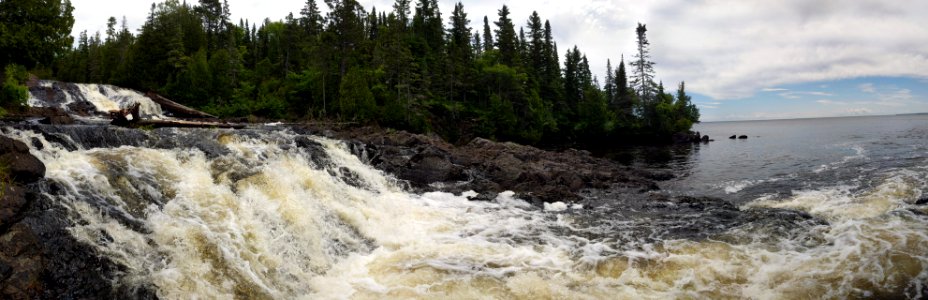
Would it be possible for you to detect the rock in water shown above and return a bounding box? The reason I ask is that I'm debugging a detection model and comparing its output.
[1,153,46,184]
[739,135,748,139]
[729,135,737,139]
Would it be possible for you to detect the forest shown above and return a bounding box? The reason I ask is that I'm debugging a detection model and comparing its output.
[2,0,699,146]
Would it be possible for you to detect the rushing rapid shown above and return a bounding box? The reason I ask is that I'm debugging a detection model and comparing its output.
[28,81,164,118]
[3,116,926,299]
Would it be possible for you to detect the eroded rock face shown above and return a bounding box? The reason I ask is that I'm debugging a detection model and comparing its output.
[301,126,665,204]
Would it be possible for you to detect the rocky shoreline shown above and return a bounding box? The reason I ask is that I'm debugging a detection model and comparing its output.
[296,125,667,204]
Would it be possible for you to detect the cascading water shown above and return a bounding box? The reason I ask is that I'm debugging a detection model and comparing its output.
[28,81,164,118]
[3,124,926,299]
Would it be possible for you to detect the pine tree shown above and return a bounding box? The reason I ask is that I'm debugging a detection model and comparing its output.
[482,16,493,52]
[604,59,615,106]
[299,0,324,36]
[631,23,656,105]
[493,5,519,66]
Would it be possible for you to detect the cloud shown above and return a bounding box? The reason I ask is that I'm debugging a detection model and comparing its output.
[816,99,846,105]
[845,108,873,115]
[778,91,834,99]
[859,83,876,93]
[646,0,928,100]
[762,88,789,92]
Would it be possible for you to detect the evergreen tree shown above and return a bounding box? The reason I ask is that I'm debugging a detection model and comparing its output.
[0,0,75,69]
[604,59,615,106]
[493,5,519,67]
[482,16,493,52]
[299,0,325,36]
[446,2,473,103]
[631,23,656,107]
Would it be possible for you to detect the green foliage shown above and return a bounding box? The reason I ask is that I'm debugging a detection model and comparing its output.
[337,68,376,121]
[1,64,30,111]
[39,1,699,147]
[0,0,75,69]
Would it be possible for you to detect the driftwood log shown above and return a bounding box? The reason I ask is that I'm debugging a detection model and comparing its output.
[145,92,218,119]
[110,103,244,129]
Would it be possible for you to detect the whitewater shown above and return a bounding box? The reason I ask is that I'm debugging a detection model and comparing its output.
[2,84,927,299]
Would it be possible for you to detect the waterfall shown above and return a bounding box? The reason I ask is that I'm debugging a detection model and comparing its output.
[28,81,164,118]
[2,125,926,299]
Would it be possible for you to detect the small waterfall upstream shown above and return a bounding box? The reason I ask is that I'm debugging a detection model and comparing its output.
[28,81,164,118]
[2,124,926,299]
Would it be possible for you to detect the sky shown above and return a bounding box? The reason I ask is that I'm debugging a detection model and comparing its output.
[68,0,928,121]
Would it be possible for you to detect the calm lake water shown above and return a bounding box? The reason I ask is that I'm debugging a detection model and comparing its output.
[637,115,928,204]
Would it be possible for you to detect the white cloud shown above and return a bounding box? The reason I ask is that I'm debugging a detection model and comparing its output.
[859,83,876,93]
[817,99,846,105]
[845,108,873,115]
[778,91,834,99]
[762,88,789,92]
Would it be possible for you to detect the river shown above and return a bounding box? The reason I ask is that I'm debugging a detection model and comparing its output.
[3,84,926,299]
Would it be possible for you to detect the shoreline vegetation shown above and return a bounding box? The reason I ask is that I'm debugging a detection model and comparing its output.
[2,0,700,150]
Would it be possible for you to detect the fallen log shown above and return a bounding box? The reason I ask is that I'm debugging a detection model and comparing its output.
[110,103,244,129]
[145,92,218,119]
[131,119,246,129]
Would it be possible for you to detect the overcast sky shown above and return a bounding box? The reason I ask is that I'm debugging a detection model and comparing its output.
[69,0,928,121]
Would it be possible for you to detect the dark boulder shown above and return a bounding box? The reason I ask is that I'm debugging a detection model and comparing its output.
[0,137,29,154]
[916,197,928,205]
[729,135,737,139]
[701,135,710,142]
[310,126,663,204]
[738,135,748,139]
[0,186,27,230]
[0,153,45,184]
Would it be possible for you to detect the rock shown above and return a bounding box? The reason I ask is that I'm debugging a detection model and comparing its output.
[729,135,736,139]
[468,192,497,202]
[701,135,710,142]
[916,197,928,205]
[0,153,45,184]
[738,135,748,139]
[0,186,28,230]
[0,137,29,154]
[0,223,44,300]
[318,126,662,204]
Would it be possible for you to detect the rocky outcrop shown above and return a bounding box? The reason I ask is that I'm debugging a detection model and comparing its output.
[301,126,666,204]
[0,135,148,299]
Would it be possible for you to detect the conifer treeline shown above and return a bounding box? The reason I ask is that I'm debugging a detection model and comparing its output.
[55,0,699,145]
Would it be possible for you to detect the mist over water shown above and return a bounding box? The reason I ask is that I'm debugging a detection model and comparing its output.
[3,114,927,299]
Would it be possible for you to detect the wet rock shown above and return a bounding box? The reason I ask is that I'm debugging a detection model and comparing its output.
[0,136,29,154]
[0,153,45,184]
[701,135,710,142]
[0,223,44,300]
[0,186,27,230]
[729,135,737,139]
[318,126,661,204]
[916,197,928,205]
[738,135,748,139]
[467,192,497,202]
[32,107,74,125]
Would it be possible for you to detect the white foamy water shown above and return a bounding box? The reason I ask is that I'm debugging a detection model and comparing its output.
[28,81,164,118]
[4,128,928,299]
